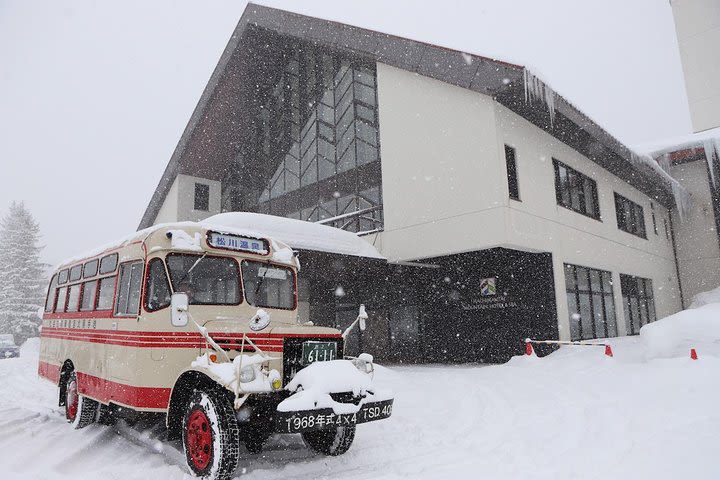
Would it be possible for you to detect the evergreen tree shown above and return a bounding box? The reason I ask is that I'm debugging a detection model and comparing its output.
[0,202,47,343]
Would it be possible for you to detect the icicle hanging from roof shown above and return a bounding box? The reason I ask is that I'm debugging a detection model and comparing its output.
[630,151,692,222]
[523,69,556,126]
[702,138,720,188]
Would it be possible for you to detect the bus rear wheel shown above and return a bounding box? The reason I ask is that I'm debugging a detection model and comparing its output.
[182,388,240,480]
[302,425,356,456]
[65,371,98,429]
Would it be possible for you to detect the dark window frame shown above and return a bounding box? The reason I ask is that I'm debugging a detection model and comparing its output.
[144,257,172,312]
[553,159,601,220]
[44,274,59,312]
[83,259,99,278]
[614,192,647,239]
[621,274,656,335]
[58,269,69,285]
[504,144,520,201]
[69,265,82,282]
[96,275,117,312]
[240,259,298,311]
[99,253,119,275]
[166,253,243,307]
[564,263,617,341]
[80,280,98,312]
[114,260,145,317]
[650,202,658,235]
[194,183,210,211]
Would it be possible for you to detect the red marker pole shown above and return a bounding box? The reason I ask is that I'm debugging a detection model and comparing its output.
[690,348,698,360]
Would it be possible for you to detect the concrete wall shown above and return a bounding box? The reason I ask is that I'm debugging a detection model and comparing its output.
[670,160,720,303]
[152,174,221,225]
[672,0,720,132]
[376,63,683,340]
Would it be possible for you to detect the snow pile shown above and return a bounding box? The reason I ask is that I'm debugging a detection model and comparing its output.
[191,352,281,394]
[690,285,720,309]
[167,229,203,252]
[203,212,385,259]
[278,359,392,415]
[640,303,720,359]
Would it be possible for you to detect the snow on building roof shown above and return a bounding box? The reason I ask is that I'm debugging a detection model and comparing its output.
[633,127,720,158]
[203,212,385,260]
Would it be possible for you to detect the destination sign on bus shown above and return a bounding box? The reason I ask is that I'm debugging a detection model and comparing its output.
[207,232,268,254]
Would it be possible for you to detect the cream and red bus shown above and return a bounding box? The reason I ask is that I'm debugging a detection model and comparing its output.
[39,220,392,479]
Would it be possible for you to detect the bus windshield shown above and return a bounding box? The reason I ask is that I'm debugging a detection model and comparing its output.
[166,254,241,305]
[241,260,295,310]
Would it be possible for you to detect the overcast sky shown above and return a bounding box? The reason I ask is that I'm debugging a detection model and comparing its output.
[0,0,691,267]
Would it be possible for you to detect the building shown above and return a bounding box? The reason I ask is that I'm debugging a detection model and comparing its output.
[140,4,701,363]
[671,0,720,132]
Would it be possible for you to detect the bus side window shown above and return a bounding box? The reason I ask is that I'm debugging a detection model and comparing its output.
[115,261,144,316]
[97,276,116,311]
[55,287,68,313]
[44,274,59,312]
[145,258,171,312]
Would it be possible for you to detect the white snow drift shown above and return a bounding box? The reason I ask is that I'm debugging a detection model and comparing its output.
[1,304,719,479]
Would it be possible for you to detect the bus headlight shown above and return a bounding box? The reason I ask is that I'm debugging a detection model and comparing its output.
[269,369,281,390]
[239,365,256,383]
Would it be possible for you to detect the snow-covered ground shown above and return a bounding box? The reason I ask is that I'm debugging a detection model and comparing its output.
[2,304,720,479]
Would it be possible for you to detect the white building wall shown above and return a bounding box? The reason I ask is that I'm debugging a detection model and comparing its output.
[152,174,221,225]
[495,104,682,337]
[670,160,720,303]
[672,0,720,132]
[376,63,507,262]
[376,63,683,340]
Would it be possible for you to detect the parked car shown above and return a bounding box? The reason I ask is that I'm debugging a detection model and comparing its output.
[0,334,20,359]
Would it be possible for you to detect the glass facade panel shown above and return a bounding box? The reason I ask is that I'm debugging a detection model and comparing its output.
[225,35,383,233]
[565,263,618,341]
[620,274,656,335]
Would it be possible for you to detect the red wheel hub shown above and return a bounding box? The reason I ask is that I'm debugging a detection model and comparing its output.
[187,408,213,470]
[66,378,79,421]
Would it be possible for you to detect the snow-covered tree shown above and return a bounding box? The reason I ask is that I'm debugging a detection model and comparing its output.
[0,202,47,343]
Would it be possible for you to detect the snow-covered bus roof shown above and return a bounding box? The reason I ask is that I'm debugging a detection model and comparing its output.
[203,213,385,260]
[56,213,383,270]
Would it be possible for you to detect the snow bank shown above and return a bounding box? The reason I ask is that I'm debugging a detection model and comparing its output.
[640,303,720,359]
[203,212,385,259]
[690,285,720,309]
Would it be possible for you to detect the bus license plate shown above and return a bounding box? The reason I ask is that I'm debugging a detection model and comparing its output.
[301,341,337,365]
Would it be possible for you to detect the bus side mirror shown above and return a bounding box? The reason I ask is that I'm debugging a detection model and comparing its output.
[171,293,189,327]
[358,304,368,332]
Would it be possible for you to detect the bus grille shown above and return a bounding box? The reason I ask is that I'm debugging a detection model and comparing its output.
[282,337,344,385]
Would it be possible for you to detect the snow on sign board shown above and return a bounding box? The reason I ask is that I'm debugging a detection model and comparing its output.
[207,231,268,254]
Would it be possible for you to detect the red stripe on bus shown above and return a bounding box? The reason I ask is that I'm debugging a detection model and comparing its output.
[76,371,171,409]
[38,360,60,383]
[41,327,341,340]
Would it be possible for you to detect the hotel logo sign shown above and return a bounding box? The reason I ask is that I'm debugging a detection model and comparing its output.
[480,277,497,296]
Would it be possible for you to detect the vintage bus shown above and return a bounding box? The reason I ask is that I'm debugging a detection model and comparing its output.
[39,220,392,479]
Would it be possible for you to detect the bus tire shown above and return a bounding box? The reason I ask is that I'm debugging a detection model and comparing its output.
[182,388,240,480]
[301,425,356,456]
[65,371,98,429]
[96,403,116,426]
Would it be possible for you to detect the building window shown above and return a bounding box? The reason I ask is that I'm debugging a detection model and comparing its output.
[614,193,646,238]
[194,183,210,211]
[553,159,600,219]
[226,37,383,233]
[505,145,520,201]
[620,274,656,335]
[564,263,617,341]
[650,203,658,235]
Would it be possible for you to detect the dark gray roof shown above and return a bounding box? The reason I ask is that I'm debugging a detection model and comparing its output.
[139,3,679,229]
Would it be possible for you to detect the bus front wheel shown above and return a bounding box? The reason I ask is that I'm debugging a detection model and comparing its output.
[182,388,240,480]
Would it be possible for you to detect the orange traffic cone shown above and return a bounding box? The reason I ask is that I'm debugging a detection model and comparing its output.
[604,345,613,357]
[690,348,698,360]
[525,341,534,356]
